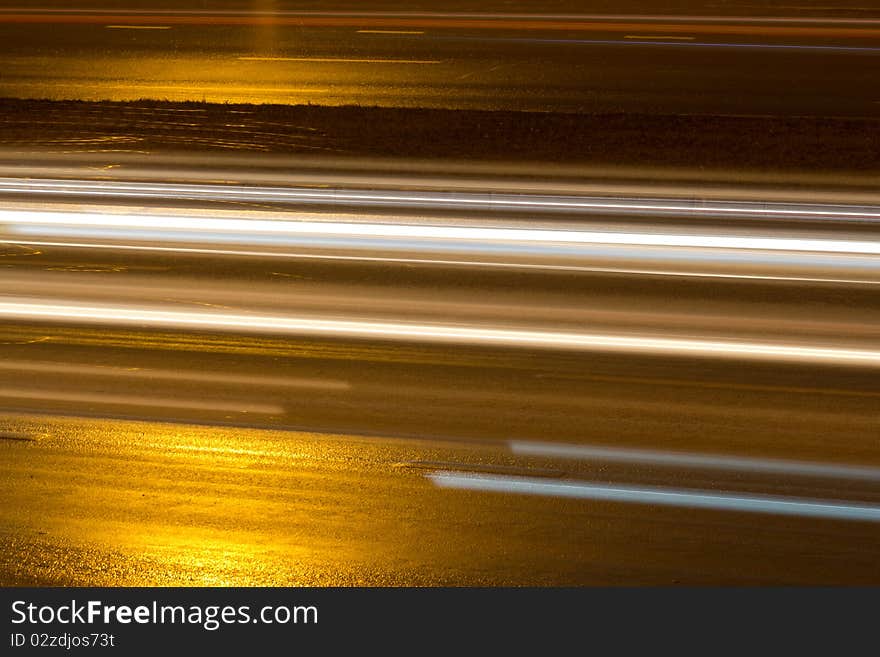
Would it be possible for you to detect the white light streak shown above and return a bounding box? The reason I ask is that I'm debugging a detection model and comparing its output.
[2,178,880,222]
[1,298,879,366]
[3,238,876,285]
[3,208,880,255]
[430,472,880,522]
[510,441,880,481]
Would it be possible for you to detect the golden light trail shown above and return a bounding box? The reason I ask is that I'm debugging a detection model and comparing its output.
[238,56,441,64]
[624,35,694,40]
[105,25,171,30]
[357,29,425,34]
[2,299,879,367]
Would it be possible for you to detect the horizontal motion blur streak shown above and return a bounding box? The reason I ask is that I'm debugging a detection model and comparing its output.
[510,441,880,481]
[430,472,880,522]
[3,201,879,283]
[0,360,351,391]
[1,12,879,39]
[7,210,880,254]
[3,179,880,222]
[0,388,284,415]
[1,299,879,366]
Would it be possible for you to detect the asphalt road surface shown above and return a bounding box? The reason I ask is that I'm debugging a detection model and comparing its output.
[2,414,880,586]
[1,166,879,585]
[2,1,879,589]
[1,3,879,115]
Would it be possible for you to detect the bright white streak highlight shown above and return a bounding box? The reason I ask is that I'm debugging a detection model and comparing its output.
[429,472,880,522]
[510,441,880,481]
[1,299,879,366]
[3,238,877,285]
[3,208,880,255]
[3,179,880,222]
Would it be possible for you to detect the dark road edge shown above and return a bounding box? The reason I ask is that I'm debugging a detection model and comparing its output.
[2,98,879,173]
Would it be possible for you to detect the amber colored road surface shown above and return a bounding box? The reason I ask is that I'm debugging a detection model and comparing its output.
[2,414,880,586]
[1,3,879,115]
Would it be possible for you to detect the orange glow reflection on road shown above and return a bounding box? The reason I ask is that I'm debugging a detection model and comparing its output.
[0,417,418,586]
